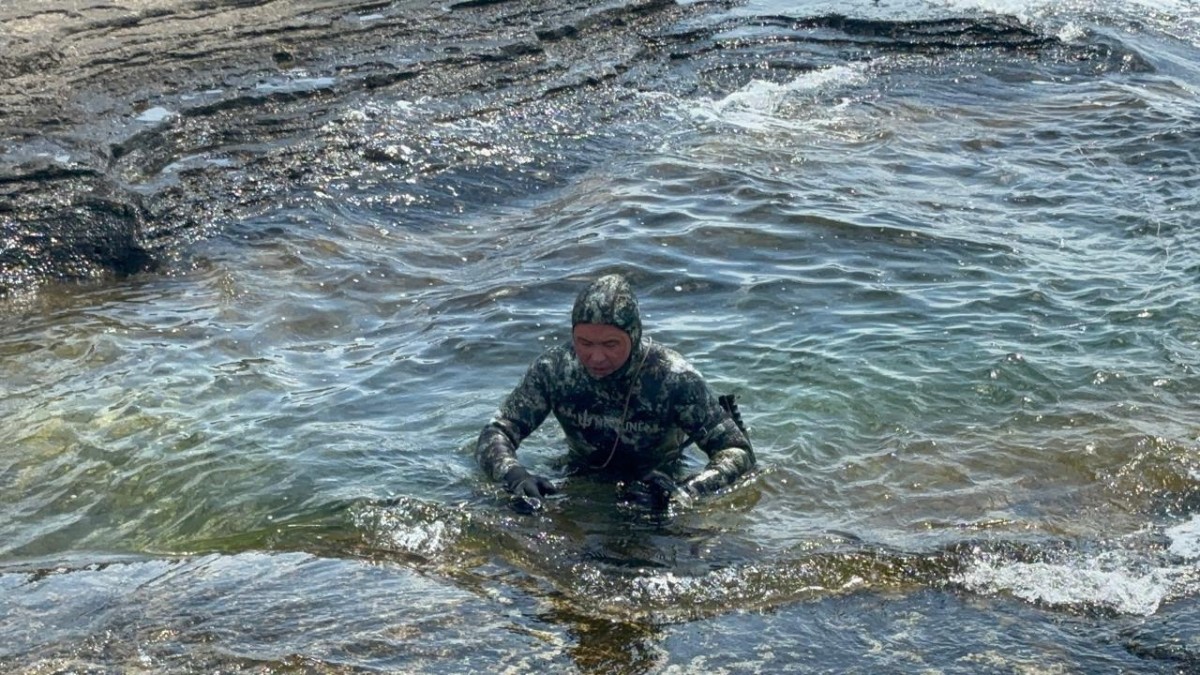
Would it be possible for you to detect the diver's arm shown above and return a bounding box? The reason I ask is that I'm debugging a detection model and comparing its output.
[681,444,754,495]
[676,381,756,496]
[476,418,526,482]
[475,354,555,482]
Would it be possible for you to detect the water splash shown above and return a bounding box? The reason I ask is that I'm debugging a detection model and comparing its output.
[352,497,468,559]
[1167,515,1200,559]
[687,65,867,131]
[953,545,1200,616]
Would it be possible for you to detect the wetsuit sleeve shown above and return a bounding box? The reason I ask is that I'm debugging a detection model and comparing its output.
[475,354,555,482]
[674,377,755,496]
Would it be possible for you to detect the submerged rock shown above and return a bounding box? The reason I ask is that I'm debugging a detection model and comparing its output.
[0,0,696,296]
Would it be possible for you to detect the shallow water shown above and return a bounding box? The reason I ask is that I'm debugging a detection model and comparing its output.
[3,0,1200,671]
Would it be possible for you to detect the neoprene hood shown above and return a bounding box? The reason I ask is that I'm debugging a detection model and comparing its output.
[570,274,643,347]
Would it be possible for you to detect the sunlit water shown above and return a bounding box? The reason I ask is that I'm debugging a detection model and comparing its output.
[3,0,1200,671]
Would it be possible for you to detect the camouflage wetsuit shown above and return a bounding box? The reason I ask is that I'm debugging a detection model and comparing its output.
[476,275,755,497]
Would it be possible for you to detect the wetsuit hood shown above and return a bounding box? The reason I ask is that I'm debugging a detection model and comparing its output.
[571,274,644,378]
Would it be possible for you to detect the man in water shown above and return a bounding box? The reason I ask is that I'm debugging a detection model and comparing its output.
[476,273,755,512]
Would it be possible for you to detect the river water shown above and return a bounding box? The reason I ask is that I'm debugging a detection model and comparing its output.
[2,0,1200,672]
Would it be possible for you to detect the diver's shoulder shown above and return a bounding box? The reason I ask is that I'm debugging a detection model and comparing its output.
[646,340,701,377]
[532,343,575,368]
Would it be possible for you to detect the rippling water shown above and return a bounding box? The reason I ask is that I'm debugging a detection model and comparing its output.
[3,0,1200,671]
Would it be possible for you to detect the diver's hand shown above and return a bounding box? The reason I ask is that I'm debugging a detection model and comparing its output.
[503,466,558,513]
[641,470,696,510]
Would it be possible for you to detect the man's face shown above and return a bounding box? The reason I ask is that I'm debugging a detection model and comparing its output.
[572,323,632,379]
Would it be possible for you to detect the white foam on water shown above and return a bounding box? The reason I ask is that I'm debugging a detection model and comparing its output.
[354,502,462,557]
[1166,514,1200,559]
[686,64,867,131]
[136,106,175,123]
[927,0,1200,35]
[384,520,451,555]
[254,76,337,94]
[954,549,1194,616]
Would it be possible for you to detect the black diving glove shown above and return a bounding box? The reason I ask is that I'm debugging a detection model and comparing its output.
[503,466,558,513]
[640,470,696,511]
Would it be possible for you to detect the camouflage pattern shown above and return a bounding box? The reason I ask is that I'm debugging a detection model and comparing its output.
[476,275,755,495]
[570,273,642,359]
